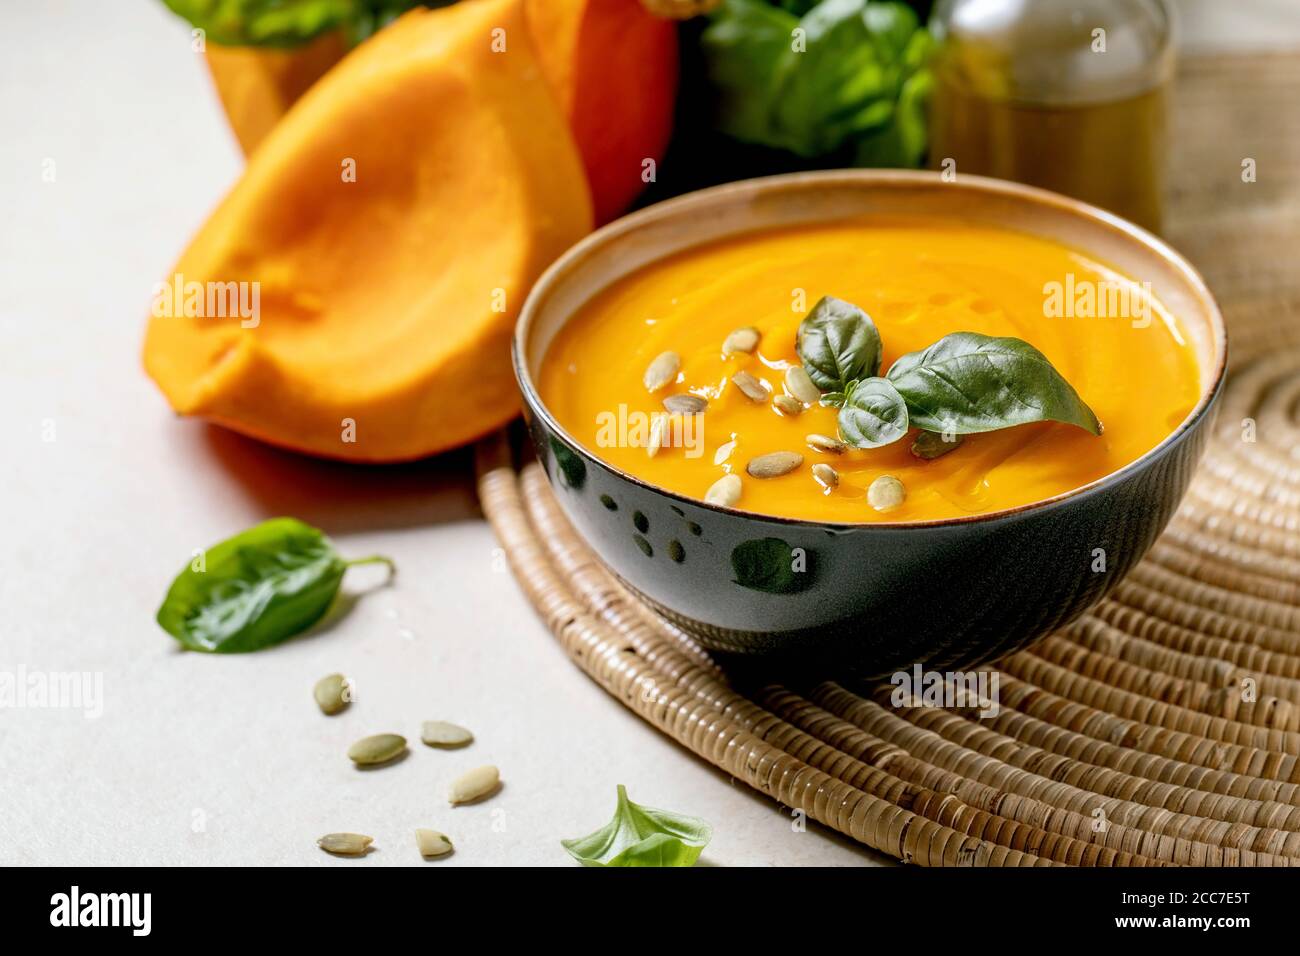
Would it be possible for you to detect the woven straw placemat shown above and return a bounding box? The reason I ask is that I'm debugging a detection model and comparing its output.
[478,53,1300,867]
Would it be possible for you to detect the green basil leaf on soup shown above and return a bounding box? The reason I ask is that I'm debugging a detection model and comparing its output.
[561,785,712,868]
[796,295,883,393]
[887,332,1102,435]
[156,517,394,653]
[837,377,910,449]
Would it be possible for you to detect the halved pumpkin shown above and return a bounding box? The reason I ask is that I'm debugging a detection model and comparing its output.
[203,1,678,224]
[144,0,593,461]
[525,0,679,223]
[204,30,348,156]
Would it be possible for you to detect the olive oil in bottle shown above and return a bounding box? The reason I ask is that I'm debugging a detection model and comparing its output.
[928,0,1174,233]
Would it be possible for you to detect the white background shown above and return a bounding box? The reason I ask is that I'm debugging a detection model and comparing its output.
[0,0,1293,866]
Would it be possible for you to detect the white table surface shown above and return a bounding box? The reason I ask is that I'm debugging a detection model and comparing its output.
[1,0,1293,867]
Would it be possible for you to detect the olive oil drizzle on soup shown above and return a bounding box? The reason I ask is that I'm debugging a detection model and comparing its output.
[538,219,1201,523]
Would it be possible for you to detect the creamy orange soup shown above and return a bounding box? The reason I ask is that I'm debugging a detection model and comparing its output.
[539,219,1201,522]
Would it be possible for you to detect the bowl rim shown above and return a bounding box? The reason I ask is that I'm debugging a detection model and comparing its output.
[513,169,1228,530]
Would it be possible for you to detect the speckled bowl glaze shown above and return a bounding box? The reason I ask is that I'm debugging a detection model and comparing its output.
[514,171,1226,679]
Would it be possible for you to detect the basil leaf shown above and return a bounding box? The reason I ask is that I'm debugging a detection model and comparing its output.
[837,377,910,449]
[796,296,883,393]
[887,332,1103,435]
[703,0,933,162]
[699,0,799,147]
[156,517,393,653]
[159,0,442,48]
[561,785,712,868]
[854,47,934,168]
[161,0,361,47]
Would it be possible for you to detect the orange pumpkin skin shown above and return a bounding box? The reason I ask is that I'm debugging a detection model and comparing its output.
[204,31,347,155]
[203,1,678,223]
[525,0,679,224]
[144,0,593,462]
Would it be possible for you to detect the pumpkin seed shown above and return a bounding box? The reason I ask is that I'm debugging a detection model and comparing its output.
[421,720,474,749]
[868,475,906,512]
[747,451,803,479]
[347,733,407,766]
[722,326,761,356]
[704,473,742,507]
[731,370,770,402]
[449,765,500,805]
[772,394,803,417]
[415,828,454,859]
[911,431,964,460]
[317,833,372,856]
[785,366,821,405]
[313,673,349,715]
[713,439,736,465]
[806,433,848,455]
[812,463,839,489]
[663,393,707,415]
[645,413,670,458]
[643,351,680,393]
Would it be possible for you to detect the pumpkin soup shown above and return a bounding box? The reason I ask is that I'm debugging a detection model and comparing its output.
[538,218,1200,523]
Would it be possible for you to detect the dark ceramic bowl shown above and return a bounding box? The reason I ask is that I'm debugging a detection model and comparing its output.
[514,171,1226,678]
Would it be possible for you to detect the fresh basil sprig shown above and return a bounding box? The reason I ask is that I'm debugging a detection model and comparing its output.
[159,0,443,48]
[793,299,1102,450]
[795,295,883,393]
[886,332,1103,435]
[836,377,910,448]
[561,785,712,868]
[156,517,394,653]
[701,0,933,166]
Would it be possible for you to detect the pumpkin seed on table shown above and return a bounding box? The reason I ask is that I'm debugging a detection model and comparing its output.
[812,463,839,489]
[772,394,803,417]
[806,433,848,455]
[643,351,680,393]
[705,473,742,507]
[317,833,372,857]
[313,673,349,715]
[868,475,906,512]
[747,451,803,479]
[421,720,474,749]
[449,765,501,805]
[663,393,707,415]
[784,366,822,405]
[722,326,761,356]
[911,431,964,460]
[347,733,407,766]
[731,370,770,402]
[415,829,454,859]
